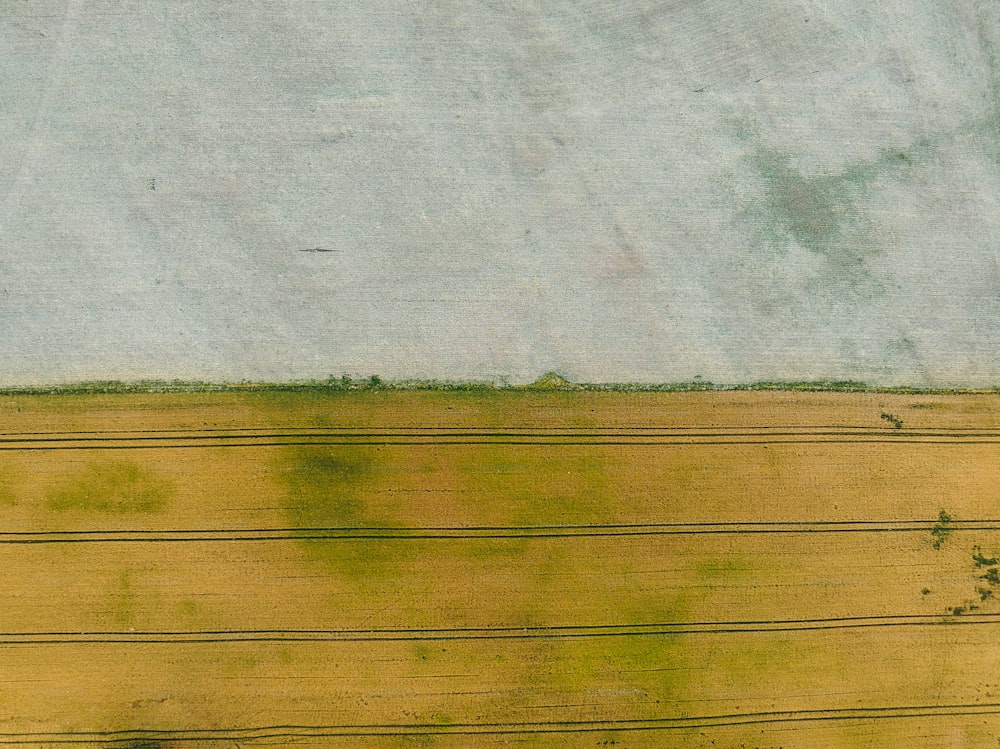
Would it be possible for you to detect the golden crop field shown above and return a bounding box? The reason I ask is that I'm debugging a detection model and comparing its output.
[0,389,997,747]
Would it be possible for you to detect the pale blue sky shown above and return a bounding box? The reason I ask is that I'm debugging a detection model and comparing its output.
[1,1,998,385]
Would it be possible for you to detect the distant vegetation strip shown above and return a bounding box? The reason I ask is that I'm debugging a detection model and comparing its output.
[0,373,995,396]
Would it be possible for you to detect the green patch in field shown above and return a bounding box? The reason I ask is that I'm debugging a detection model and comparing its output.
[600,630,691,703]
[615,554,754,701]
[297,537,402,583]
[615,552,759,703]
[545,564,705,706]
[662,452,712,493]
[277,444,547,586]
[724,635,797,674]
[696,554,757,583]
[226,652,260,671]
[526,625,691,719]
[518,551,764,714]
[178,600,204,621]
[0,473,18,506]
[110,570,138,628]
[46,461,172,513]
[466,537,531,559]
[277,445,411,581]
[280,446,381,528]
[412,642,434,663]
[467,448,615,527]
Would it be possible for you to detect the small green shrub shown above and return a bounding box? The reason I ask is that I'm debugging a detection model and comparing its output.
[931,510,954,549]
[880,412,904,429]
[973,547,999,567]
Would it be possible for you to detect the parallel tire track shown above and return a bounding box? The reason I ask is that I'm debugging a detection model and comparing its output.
[0,614,995,645]
[0,520,996,543]
[5,704,1000,742]
[2,425,997,436]
[0,427,995,450]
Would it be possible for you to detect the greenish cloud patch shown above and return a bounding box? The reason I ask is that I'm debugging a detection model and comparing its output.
[739,136,934,309]
[755,149,862,260]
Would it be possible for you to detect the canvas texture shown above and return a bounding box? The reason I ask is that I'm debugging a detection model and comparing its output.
[1,1,998,385]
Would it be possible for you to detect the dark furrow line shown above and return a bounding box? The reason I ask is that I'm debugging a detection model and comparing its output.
[0,425,992,437]
[5,612,997,633]
[0,439,997,451]
[4,519,995,535]
[1,521,999,543]
[0,430,995,444]
[0,616,992,644]
[8,519,994,532]
[4,704,1000,741]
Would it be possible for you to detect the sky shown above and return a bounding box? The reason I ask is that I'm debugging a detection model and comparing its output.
[1,1,998,386]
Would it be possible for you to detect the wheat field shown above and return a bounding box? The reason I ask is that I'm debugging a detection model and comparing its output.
[0,389,997,747]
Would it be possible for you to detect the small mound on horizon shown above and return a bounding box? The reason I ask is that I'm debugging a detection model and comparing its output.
[527,372,579,390]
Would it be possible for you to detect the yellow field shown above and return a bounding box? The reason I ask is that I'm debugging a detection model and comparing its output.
[0,390,997,747]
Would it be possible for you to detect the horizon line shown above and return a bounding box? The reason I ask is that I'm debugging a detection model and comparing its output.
[0,374,995,396]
